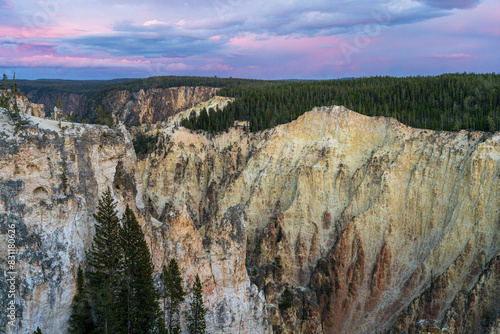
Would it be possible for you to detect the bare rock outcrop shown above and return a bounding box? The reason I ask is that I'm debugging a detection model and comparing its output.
[0,111,139,333]
[1,91,45,118]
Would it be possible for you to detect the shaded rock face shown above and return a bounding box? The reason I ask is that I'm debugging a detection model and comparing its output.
[140,106,499,333]
[149,205,271,333]
[23,91,85,119]
[389,255,500,334]
[0,111,139,333]
[100,86,219,124]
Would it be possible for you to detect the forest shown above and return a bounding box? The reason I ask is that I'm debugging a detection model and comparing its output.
[181,73,500,133]
[9,73,500,133]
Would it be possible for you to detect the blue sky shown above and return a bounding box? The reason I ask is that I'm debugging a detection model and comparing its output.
[0,0,499,79]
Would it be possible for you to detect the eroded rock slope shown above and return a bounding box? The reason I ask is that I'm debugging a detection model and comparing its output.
[0,110,270,334]
[139,106,499,333]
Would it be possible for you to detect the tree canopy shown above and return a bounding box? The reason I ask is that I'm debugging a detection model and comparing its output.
[182,73,500,133]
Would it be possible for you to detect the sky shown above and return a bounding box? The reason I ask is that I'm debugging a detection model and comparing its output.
[0,0,499,80]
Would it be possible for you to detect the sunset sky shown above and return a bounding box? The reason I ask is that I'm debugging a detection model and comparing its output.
[0,0,499,79]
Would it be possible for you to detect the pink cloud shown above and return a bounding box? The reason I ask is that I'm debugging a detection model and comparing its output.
[200,64,233,72]
[425,53,474,59]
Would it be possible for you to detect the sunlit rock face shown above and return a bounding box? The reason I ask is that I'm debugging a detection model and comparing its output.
[140,106,499,334]
[0,91,45,118]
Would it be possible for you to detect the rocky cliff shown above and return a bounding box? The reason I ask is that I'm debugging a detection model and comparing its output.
[0,104,498,334]
[18,86,220,125]
[0,111,140,333]
[1,91,45,118]
[93,86,219,125]
[0,110,270,334]
[139,106,499,333]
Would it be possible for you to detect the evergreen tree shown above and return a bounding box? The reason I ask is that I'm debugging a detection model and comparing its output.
[279,287,293,311]
[32,327,43,334]
[187,275,206,334]
[95,104,106,125]
[95,104,114,128]
[11,73,17,95]
[161,259,185,334]
[2,73,8,91]
[120,205,165,334]
[86,187,124,334]
[68,265,95,334]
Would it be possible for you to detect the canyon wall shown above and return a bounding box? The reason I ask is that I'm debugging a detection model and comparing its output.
[93,86,219,125]
[139,106,499,333]
[0,104,498,333]
[19,86,219,125]
[0,110,270,334]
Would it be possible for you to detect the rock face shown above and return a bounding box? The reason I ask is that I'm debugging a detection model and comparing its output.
[20,86,220,125]
[149,205,271,333]
[0,110,270,334]
[1,91,45,118]
[0,111,140,333]
[15,94,45,118]
[0,103,498,334]
[139,106,499,333]
[98,86,219,124]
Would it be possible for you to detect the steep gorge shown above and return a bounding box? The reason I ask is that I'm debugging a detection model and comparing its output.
[19,85,219,124]
[0,103,498,333]
[139,106,499,333]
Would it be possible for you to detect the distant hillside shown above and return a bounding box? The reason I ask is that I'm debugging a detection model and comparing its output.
[13,74,500,133]
[15,76,275,122]
[15,79,135,117]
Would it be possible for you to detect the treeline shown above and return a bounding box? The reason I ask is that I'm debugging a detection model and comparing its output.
[69,188,206,334]
[180,107,234,133]
[182,73,500,133]
[96,75,273,94]
[15,78,135,95]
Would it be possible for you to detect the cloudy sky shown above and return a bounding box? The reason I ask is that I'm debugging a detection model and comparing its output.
[0,0,499,79]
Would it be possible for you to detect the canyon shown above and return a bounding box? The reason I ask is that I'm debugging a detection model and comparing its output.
[0,92,498,333]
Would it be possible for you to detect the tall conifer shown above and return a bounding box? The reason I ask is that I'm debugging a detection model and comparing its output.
[187,274,206,334]
[68,265,95,334]
[120,205,165,334]
[86,187,124,334]
[161,259,185,334]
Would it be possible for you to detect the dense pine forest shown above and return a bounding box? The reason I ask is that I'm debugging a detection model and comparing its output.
[181,73,500,133]
[9,73,500,133]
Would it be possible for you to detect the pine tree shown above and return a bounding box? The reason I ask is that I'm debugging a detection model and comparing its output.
[32,327,43,334]
[86,187,124,334]
[279,287,292,311]
[95,105,107,125]
[95,104,114,128]
[187,274,206,334]
[120,205,165,334]
[68,265,95,334]
[161,259,185,334]
[2,73,8,91]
